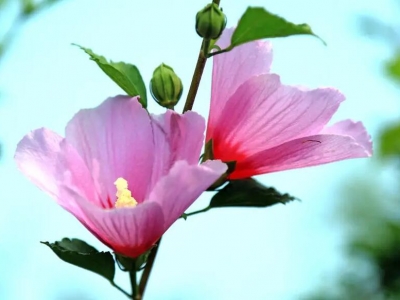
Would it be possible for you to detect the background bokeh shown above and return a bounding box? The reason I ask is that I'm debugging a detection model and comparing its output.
[0,0,398,299]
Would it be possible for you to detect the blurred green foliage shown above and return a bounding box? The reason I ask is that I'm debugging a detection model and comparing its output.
[386,52,400,83]
[380,123,400,158]
[0,0,66,63]
[380,48,400,160]
[0,0,67,160]
[305,3,400,300]
[304,171,400,299]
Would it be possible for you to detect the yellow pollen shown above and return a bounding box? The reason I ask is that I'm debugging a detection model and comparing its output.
[114,177,138,208]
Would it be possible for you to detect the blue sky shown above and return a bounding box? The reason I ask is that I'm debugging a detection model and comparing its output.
[0,0,399,299]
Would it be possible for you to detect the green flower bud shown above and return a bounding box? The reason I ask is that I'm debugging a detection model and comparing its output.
[196,3,227,40]
[150,63,183,109]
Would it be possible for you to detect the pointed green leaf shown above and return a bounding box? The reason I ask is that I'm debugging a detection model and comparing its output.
[232,7,323,45]
[210,178,296,208]
[75,45,147,107]
[214,7,323,56]
[380,122,400,158]
[41,238,115,281]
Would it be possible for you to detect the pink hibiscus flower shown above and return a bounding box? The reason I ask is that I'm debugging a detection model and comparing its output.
[15,96,227,258]
[206,28,372,180]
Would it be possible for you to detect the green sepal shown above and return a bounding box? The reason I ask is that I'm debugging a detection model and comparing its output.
[115,254,135,272]
[209,39,221,52]
[195,3,227,40]
[115,250,151,272]
[135,250,151,271]
[202,139,215,162]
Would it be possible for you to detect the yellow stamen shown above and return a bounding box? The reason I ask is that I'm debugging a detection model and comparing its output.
[114,177,137,208]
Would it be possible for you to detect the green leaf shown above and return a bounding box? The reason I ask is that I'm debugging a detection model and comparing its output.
[210,178,296,208]
[380,122,400,158]
[75,45,147,108]
[217,7,323,55]
[41,238,115,281]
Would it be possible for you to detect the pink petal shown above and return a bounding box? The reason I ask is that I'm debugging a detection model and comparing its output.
[56,139,103,210]
[14,128,102,213]
[15,128,64,199]
[152,110,205,165]
[232,133,372,179]
[147,160,227,229]
[149,110,205,189]
[65,96,154,206]
[321,119,373,154]
[211,74,345,162]
[207,28,273,139]
[59,186,165,258]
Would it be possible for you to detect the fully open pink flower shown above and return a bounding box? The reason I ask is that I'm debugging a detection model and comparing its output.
[206,28,372,179]
[15,96,227,258]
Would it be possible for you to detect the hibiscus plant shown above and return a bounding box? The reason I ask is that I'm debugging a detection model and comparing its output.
[14,1,372,299]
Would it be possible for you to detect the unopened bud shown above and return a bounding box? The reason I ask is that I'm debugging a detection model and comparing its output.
[150,63,183,109]
[195,3,227,40]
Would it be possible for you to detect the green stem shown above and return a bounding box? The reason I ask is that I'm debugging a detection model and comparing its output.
[202,39,211,60]
[182,40,208,113]
[135,3,222,298]
[182,0,221,113]
[207,47,230,58]
[110,281,131,298]
[0,15,24,64]
[129,268,137,299]
[184,206,211,217]
[0,1,66,64]
[137,239,162,299]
